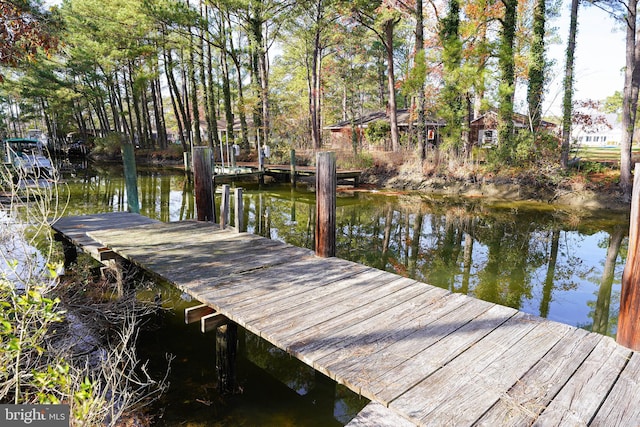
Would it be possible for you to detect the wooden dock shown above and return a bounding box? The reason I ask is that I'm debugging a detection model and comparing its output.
[209,162,362,186]
[51,212,640,426]
[263,164,362,186]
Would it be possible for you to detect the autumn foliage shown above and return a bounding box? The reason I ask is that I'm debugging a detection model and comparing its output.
[0,0,58,79]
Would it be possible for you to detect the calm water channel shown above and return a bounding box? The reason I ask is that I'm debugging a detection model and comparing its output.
[55,161,629,425]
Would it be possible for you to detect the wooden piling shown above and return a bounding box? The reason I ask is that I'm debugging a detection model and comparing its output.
[220,184,230,229]
[618,163,640,350]
[234,187,244,232]
[54,233,77,268]
[216,323,238,395]
[290,149,296,187]
[183,151,191,172]
[315,152,336,258]
[121,142,140,213]
[258,147,264,172]
[193,146,216,222]
[290,188,296,223]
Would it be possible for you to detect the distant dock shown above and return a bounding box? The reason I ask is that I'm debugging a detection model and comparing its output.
[179,160,362,187]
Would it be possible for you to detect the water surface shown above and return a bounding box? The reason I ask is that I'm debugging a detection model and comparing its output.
[55,162,629,424]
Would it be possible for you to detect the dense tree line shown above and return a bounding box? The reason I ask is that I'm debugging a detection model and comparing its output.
[0,0,637,188]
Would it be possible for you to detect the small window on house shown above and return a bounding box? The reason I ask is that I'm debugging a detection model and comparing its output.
[481,130,497,146]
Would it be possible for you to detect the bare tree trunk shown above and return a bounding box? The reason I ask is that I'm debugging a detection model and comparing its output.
[250,46,262,151]
[222,9,246,150]
[164,48,189,152]
[127,62,144,147]
[106,74,122,134]
[620,0,639,202]
[384,19,400,152]
[199,1,212,148]
[152,72,167,149]
[309,1,323,150]
[164,45,190,151]
[40,98,53,142]
[561,0,579,168]
[189,30,202,146]
[115,70,133,141]
[219,12,235,147]
[141,85,153,148]
[258,38,270,147]
[310,38,321,149]
[180,49,193,146]
[248,5,270,147]
[229,45,249,149]
[415,0,427,160]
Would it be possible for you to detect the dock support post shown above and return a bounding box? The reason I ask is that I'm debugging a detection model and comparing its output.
[121,142,140,214]
[258,145,265,185]
[193,146,217,222]
[216,323,238,395]
[315,152,336,258]
[618,163,640,350]
[183,151,192,183]
[290,149,296,187]
[183,151,191,173]
[234,188,244,232]
[54,233,77,269]
[258,146,264,172]
[220,184,230,229]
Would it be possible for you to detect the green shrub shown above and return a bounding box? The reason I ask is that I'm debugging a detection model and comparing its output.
[573,160,609,174]
[364,120,391,146]
[92,133,125,159]
[486,130,561,169]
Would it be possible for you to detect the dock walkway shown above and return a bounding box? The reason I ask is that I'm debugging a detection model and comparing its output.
[211,162,362,186]
[52,212,640,426]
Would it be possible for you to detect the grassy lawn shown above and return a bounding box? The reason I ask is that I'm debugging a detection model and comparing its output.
[573,146,640,163]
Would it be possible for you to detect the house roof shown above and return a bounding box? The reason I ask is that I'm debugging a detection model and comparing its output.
[471,110,558,129]
[324,108,446,130]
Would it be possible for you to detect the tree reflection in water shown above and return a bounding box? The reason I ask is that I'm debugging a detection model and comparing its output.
[61,167,628,337]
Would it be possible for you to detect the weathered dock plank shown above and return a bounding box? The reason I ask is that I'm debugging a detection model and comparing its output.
[590,351,640,425]
[365,303,518,405]
[418,321,573,426]
[280,278,428,350]
[316,294,479,391]
[260,277,426,348]
[345,402,415,427]
[332,298,495,397]
[50,212,640,426]
[533,337,631,426]
[389,312,541,422]
[192,257,369,311]
[52,212,159,259]
[289,288,457,373]
[476,328,602,426]
[235,268,389,327]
